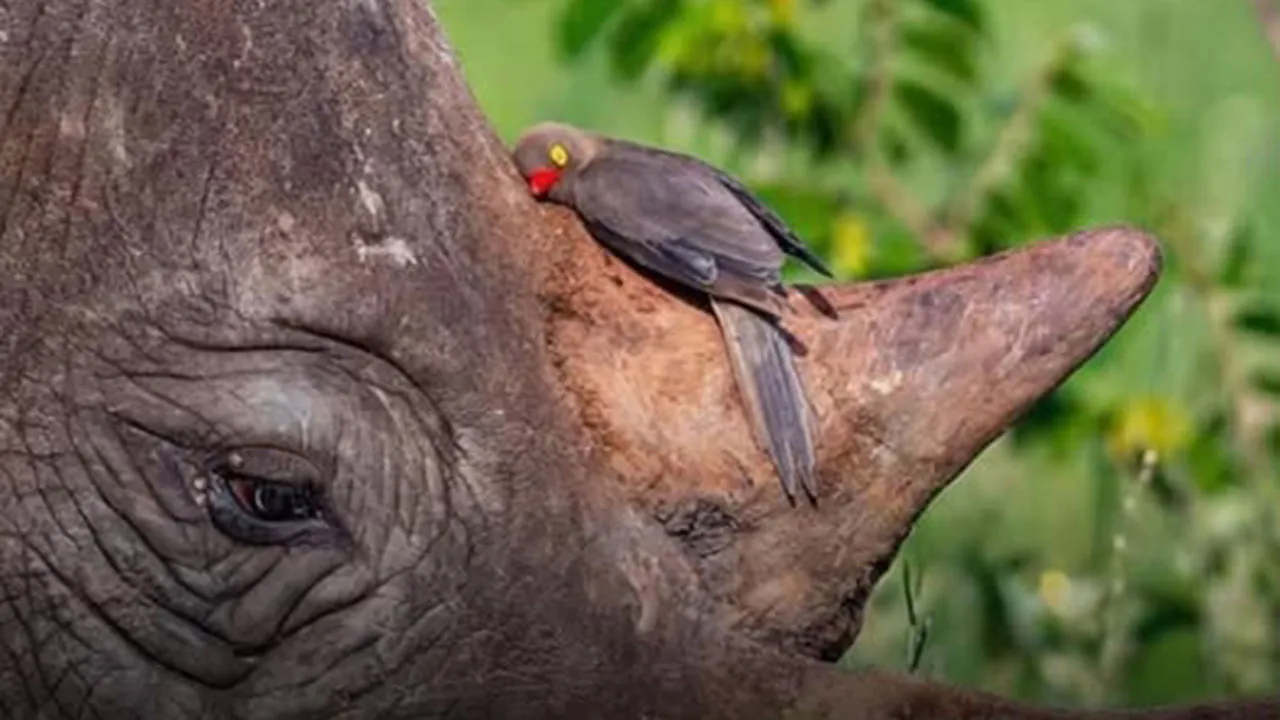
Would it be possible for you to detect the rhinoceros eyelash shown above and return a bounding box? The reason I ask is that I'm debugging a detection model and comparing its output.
[219,468,321,518]
[193,448,345,547]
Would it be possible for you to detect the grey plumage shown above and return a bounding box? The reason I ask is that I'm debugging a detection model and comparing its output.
[711,299,817,502]
[512,122,828,504]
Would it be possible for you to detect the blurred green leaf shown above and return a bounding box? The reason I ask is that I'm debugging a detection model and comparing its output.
[1009,390,1096,456]
[1127,629,1209,705]
[1219,224,1257,289]
[1235,303,1280,337]
[751,183,841,242]
[920,0,986,32]
[899,22,979,86]
[610,1,678,80]
[867,225,931,278]
[557,0,627,60]
[895,80,962,152]
[1187,413,1242,493]
[1050,62,1093,105]
[1253,369,1280,397]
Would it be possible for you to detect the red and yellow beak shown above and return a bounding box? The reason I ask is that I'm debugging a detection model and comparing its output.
[527,167,562,198]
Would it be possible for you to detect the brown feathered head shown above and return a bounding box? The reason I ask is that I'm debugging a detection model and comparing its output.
[511,122,605,203]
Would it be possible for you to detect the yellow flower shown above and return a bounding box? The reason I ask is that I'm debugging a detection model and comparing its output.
[830,211,872,277]
[1038,570,1071,611]
[709,0,748,33]
[768,0,797,26]
[1107,395,1193,459]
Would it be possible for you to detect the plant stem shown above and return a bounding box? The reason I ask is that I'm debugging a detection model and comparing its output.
[1098,448,1157,705]
[940,39,1072,241]
[1163,217,1280,599]
[1164,223,1278,489]
[853,0,960,262]
[853,0,896,155]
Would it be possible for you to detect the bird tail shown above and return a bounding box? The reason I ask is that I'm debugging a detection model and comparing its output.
[711,298,817,504]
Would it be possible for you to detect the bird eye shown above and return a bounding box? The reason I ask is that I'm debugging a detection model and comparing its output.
[548,143,569,168]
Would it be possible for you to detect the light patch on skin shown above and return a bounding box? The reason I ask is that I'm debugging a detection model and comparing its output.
[352,176,416,266]
[58,113,86,142]
[101,95,129,168]
[451,427,508,517]
[354,236,418,268]
[237,377,321,433]
[356,178,387,227]
[619,552,662,635]
[868,368,904,395]
[276,211,297,234]
[233,23,254,70]
[366,385,398,423]
[739,570,809,621]
[191,475,209,507]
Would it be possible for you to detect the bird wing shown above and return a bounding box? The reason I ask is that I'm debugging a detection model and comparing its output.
[711,170,833,278]
[572,154,784,296]
[578,218,718,289]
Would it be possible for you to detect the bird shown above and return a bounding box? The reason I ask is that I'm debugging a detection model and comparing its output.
[511,122,832,505]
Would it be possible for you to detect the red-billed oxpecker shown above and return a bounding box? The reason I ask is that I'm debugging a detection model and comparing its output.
[512,122,832,505]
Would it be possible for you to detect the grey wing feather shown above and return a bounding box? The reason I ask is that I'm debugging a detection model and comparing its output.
[712,170,833,278]
[712,298,817,503]
[575,150,818,503]
[583,219,719,290]
[573,155,785,292]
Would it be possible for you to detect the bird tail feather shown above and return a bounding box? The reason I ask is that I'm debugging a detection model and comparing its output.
[711,298,817,504]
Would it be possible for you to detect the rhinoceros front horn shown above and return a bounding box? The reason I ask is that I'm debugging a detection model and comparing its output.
[541,196,1163,654]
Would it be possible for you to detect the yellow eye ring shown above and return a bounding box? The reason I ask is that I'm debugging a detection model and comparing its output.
[548,143,569,168]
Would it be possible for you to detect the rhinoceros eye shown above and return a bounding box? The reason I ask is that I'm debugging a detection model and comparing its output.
[227,477,319,522]
[202,448,344,546]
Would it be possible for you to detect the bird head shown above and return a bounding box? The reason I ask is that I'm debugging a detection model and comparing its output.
[512,122,602,202]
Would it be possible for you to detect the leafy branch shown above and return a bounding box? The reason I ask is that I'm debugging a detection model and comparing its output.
[555,0,1140,273]
[1161,211,1280,606]
[1164,218,1278,489]
[937,39,1073,247]
[854,0,961,261]
[1098,449,1158,703]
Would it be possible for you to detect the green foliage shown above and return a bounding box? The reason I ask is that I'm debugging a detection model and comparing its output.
[554,0,1154,274]
[438,0,1280,707]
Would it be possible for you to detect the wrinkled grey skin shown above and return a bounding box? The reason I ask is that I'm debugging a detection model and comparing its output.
[0,1,738,718]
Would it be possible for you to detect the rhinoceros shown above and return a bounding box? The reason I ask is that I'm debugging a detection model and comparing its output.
[0,1,1273,719]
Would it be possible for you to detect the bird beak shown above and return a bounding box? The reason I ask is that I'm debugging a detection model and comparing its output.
[527,167,562,198]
